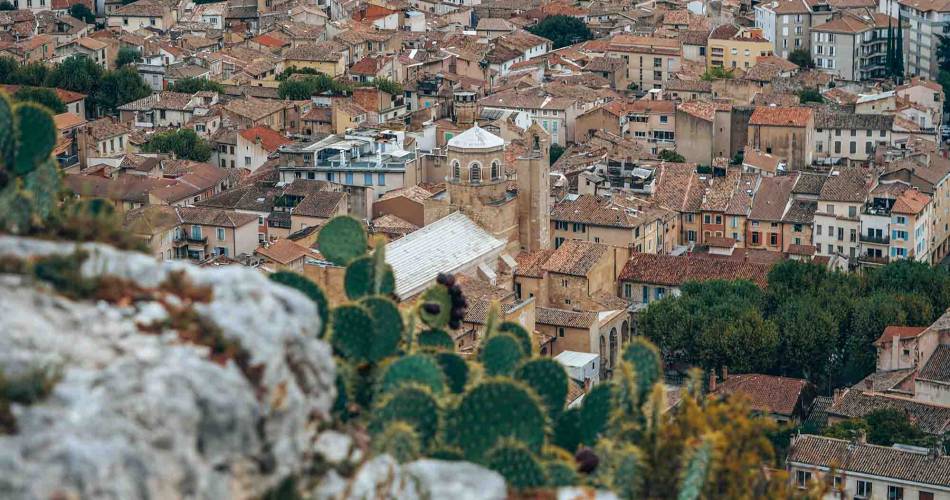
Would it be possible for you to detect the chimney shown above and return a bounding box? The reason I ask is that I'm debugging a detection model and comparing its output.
[584,377,592,392]
[856,429,867,444]
[833,388,847,405]
[708,370,717,392]
[721,366,728,380]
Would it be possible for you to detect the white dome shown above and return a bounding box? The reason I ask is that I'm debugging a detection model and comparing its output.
[447,125,504,150]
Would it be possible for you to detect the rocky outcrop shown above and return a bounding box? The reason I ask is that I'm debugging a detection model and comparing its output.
[0,237,335,499]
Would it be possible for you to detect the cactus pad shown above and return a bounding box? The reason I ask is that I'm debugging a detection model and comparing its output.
[344,255,395,299]
[435,351,468,393]
[515,358,568,420]
[329,304,377,363]
[446,379,545,460]
[360,296,403,360]
[379,354,445,395]
[485,440,547,490]
[416,328,454,351]
[373,420,421,463]
[552,407,583,453]
[621,338,663,401]
[372,385,439,448]
[580,382,614,445]
[13,103,56,176]
[498,321,533,355]
[317,215,368,266]
[480,333,524,376]
[418,285,452,328]
[543,459,578,487]
[269,271,329,337]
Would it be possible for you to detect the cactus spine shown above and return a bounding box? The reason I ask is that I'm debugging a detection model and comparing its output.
[378,354,445,395]
[446,379,546,461]
[479,333,524,376]
[372,385,439,449]
[485,440,546,490]
[514,358,568,420]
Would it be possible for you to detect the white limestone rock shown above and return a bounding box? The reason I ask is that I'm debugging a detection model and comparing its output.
[0,236,335,500]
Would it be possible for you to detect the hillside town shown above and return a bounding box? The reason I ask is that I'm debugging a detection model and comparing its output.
[1,0,950,494]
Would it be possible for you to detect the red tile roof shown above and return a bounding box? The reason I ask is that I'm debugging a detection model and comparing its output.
[714,373,809,416]
[891,188,931,214]
[619,252,772,288]
[874,326,928,345]
[239,126,291,152]
[748,106,813,127]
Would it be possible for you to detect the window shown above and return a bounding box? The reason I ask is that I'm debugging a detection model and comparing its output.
[561,279,568,287]
[451,160,460,180]
[685,214,694,223]
[572,223,586,233]
[895,215,907,224]
[686,230,696,241]
[623,283,632,298]
[258,216,264,225]
[377,173,385,186]
[850,141,856,154]
[704,214,711,224]
[655,287,665,299]
[554,237,565,248]
[245,156,251,167]
[345,172,354,184]
[216,228,225,241]
[850,229,856,242]
[795,470,811,489]
[558,327,565,337]
[470,162,481,183]
[751,232,760,244]
[769,233,778,246]
[849,206,857,218]
[659,115,668,123]
[491,160,499,180]
[817,224,822,235]
[794,224,802,232]
[715,215,722,224]
[826,204,835,215]
[642,286,648,303]
[887,485,903,500]
[191,225,202,240]
[837,227,844,241]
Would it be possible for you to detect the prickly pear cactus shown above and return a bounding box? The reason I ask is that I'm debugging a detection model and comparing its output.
[514,358,567,420]
[373,420,421,463]
[316,215,368,265]
[446,379,546,461]
[677,434,717,500]
[485,440,546,490]
[580,382,614,445]
[0,92,61,233]
[480,333,524,376]
[498,321,533,355]
[553,407,583,453]
[621,338,663,402]
[371,385,439,449]
[416,328,454,351]
[435,351,468,394]
[378,354,445,395]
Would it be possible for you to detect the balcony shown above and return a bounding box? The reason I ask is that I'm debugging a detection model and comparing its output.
[858,254,889,266]
[859,233,890,245]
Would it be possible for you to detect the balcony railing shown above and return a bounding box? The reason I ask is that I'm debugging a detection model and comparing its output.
[858,254,889,265]
[859,233,890,245]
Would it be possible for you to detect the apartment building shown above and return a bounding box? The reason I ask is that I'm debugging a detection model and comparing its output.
[814,111,894,164]
[479,89,578,145]
[814,167,871,262]
[755,0,833,57]
[898,0,949,79]
[604,35,682,91]
[706,25,774,70]
[810,11,893,81]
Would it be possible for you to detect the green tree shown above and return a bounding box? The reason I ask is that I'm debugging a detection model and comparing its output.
[825,409,931,447]
[46,55,103,94]
[549,143,565,165]
[142,129,212,161]
[788,48,814,69]
[168,77,223,93]
[0,56,18,83]
[773,297,837,380]
[13,62,50,87]
[798,89,824,104]
[371,77,402,95]
[700,66,734,81]
[527,15,592,49]
[277,73,352,100]
[93,66,151,114]
[115,46,142,68]
[13,87,66,113]
[68,3,95,24]
[658,149,685,162]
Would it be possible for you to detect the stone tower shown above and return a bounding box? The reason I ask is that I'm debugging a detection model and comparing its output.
[453,91,477,127]
[445,125,519,245]
[516,122,551,252]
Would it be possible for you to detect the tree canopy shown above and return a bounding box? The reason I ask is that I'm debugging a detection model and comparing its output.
[115,46,142,68]
[787,49,814,69]
[13,87,66,113]
[798,89,824,104]
[639,260,950,390]
[168,77,224,94]
[657,149,685,162]
[278,73,352,100]
[93,66,151,114]
[527,15,593,49]
[68,3,95,24]
[700,66,734,81]
[824,409,933,447]
[142,129,212,162]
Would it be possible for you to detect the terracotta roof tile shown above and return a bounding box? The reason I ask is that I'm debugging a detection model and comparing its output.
[748,106,813,127]
[713,373,809,416]
[619,253,772,288]
[256,238,310,264]
[541,240,608,276]
[239,126,291,152]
